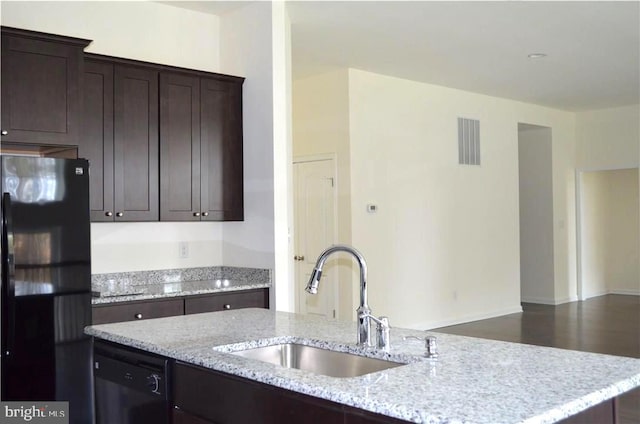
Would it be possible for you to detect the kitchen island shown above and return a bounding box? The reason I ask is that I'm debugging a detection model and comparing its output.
[85,308,640,424]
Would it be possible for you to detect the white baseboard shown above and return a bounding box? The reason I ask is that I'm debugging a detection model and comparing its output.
[521,296,578,305]
[583,289,640,299]
[606,289,640,296]
[406,305,524,331]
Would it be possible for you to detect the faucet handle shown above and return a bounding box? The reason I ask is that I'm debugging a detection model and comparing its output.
[363,314,390,350]
[403,335,438,359]
[375,316,390,351]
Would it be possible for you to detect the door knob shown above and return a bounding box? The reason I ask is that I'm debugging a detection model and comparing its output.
[202,212,209,217]
[193,212,201,217]
[105,211,113,217]
[1,130,7,136]
[116,212,123,217]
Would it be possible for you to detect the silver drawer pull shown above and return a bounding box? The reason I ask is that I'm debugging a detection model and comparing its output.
[134,313,143,319]
[223,304,231,310]
[202,212,209,217]
[105,211,113,217]
[116,212,123,217]
[193,212,201,217]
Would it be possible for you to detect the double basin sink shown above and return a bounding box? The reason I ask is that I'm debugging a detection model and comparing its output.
[226,343,405,378]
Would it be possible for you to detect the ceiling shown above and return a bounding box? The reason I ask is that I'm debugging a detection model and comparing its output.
[161,1,639,111]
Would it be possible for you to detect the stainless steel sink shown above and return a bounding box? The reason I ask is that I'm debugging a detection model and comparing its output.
[228,343,404,378]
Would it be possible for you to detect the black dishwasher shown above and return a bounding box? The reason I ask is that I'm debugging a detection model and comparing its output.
[94,340,170,424]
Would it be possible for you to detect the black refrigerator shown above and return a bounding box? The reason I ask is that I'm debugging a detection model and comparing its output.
[1,155,94,423]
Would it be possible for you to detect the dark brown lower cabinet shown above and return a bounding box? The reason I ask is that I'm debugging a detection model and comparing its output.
[92,298,184,325]
[173,359,620,424]
[92,289,269,324]
[184,289,269,314]
[173,362,407,424]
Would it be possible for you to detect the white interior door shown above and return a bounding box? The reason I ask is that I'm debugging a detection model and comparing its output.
[293,159,336,318]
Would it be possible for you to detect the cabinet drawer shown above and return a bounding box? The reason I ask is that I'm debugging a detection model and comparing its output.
[184,289,269,314]
[92,298,184,324]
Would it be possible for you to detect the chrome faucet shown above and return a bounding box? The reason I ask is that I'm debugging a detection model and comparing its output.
[306,244,389,349]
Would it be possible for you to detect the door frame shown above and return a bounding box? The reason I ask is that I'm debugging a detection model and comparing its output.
[292,153,339,317]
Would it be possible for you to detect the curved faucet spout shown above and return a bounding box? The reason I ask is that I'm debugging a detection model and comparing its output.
[305,244,369,309]
[305,244,372,346]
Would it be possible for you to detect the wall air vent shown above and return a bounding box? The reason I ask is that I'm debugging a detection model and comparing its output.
[458,117,481,166]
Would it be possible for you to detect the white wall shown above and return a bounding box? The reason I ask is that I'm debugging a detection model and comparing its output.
[347,69,576,329]
[580,172,609,297]
[581,169,639,297]
[91,223,223,274]
[518,126,555,304]
[219,3,275,270]
[292,70,353,319]
[219,2,291,311]
[1,1,220,71]
[606,169,639,295]
[576,105,640,170]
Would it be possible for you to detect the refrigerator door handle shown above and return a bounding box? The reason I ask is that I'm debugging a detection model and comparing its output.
[2,192,16,357]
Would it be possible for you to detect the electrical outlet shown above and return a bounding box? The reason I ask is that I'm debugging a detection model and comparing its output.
[179,242,189,259]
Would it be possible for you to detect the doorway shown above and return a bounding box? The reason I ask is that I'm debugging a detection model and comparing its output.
[518,123,555,304]
[293,157,338,318]
[577,168,639,300]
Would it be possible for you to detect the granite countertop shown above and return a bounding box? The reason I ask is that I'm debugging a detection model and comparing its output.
[91,279,270,305]
[85,308,640,424]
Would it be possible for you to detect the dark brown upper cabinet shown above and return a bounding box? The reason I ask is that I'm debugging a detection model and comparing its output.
[1,27,90,146]
[159,72,201,221]
[160,72,244,221]
[114,64,159,221]
[201,77,244,221]
[81,55,159,222]
[81,59,114,221]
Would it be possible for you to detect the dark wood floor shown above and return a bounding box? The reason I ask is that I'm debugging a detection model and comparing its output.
[434,295,640,424]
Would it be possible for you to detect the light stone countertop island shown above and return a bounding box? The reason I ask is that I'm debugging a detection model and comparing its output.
[85,308,640,424]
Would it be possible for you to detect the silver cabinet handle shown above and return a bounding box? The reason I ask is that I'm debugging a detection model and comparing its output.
[116,212,123,217]
[105,211,113,217]
[193,212,201,217]
[134,313,143,319]
[1,130,7,136]
[223,304,231,310]
[202,212,209,217]
[294,255,305,261]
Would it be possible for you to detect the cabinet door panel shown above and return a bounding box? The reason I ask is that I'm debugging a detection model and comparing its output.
[81,60,114,222]
[184,289,269,315]
[160,72,201,221]
[200,78,243,221]
[1,30,88,145]
[92,299,183,325]
[114,65,159,221]
[174,363,344,424]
